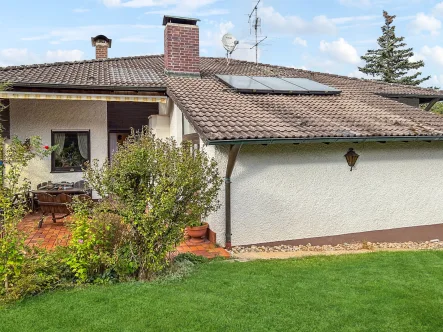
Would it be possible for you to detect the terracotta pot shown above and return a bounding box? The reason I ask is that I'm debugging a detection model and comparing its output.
[186,222,208,243]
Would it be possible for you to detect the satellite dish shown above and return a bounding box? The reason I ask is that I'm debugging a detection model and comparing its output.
[222,33,239,54]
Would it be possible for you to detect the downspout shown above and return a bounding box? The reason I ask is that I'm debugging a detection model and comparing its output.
[225,144,241,249]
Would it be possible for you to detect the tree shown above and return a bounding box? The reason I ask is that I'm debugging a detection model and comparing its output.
[83,127,222,279]
[359,11,430,86]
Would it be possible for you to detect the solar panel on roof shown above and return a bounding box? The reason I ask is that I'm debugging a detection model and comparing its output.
[250,76,308,94]
[280,78,341,94]
[216,75,270,92]
[216,74,341,95]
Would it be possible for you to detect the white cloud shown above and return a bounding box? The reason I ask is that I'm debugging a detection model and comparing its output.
[417,45,443,66]
[429,74,443,87]
[260,6,337,35]
[0,48,84,67]
[411,13,441,35]
[338,0,371,7]
[196,9,228,16]
[0,49,37,67]
[434,2,443,16]
[145,7,227,16]
[101,0,224,16]
[102,0,217,8]
[319,38,360,64]
[331,15,378,24]
[119,36,156,43]
[73,8,90,13]
[21,24,162,44]
[45,50,85,62]
[293,37,307,47]
[101,0,123,6]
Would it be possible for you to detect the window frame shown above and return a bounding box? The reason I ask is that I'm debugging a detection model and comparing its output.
[51,130,91,173]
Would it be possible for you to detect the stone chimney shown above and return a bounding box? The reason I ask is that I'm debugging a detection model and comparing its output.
[163,15,200,76]
[91,35,112,60]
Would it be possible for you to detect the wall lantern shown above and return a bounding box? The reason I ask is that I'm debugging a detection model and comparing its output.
[344,148,359,171]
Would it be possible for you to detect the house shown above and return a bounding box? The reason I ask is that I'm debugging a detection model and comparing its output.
[2,15,443,248]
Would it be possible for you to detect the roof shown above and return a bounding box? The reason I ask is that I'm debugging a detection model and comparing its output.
[1,55,443,143]
[0,55,165,89]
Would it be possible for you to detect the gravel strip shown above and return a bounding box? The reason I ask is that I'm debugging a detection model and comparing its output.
[229,240,443,255]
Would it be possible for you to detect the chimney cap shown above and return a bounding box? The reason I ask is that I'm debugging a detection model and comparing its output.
[162,15,200,26]
[91,35,112,48]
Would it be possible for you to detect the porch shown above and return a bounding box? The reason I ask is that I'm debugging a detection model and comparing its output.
[1,92,175,192]
[19,213,230,259]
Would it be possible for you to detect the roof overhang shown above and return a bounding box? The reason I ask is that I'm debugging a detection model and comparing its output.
[9,82,167,93]
[207,135,443,145]
[378,93,443,103]
[0,91,167,103]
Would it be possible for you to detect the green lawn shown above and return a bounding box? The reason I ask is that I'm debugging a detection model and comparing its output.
[1,251,443,332]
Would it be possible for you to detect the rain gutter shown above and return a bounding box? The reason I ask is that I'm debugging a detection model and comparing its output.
[208,136,443,146]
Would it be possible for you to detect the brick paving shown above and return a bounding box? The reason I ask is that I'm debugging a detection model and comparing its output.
[176,240,230,259]
[18,213,71,249]
[18,213,230,259]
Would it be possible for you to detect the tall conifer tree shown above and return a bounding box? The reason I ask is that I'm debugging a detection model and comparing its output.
[359,11,429,86]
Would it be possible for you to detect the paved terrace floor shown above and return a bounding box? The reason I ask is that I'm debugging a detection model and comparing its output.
[19,213,230,259]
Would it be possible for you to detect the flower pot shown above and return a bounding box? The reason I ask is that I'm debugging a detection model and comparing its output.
[186,222,208,243]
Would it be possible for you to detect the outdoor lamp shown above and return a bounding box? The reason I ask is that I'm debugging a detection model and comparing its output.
[344,148,359,171]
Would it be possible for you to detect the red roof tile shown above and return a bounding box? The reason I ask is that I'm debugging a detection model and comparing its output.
[1,55,443,141]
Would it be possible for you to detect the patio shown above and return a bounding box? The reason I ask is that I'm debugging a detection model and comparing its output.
[18,213,230,259]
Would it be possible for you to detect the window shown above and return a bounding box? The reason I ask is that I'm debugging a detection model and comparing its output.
[183,114,196,135]
[51,130,90,172]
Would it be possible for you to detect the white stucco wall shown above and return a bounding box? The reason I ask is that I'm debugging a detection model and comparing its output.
[10,99,107,189]
[169,102,183,145]
[206,142,443,246]
[149,115,170,139]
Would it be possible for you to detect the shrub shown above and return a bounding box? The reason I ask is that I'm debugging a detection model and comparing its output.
[0,134,53,296]
[83,127,222,279]
[174,252,209,265]
[66,199,129,283]
[0,246,73,304]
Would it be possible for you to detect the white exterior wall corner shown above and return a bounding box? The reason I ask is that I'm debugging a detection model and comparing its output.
[169,102,183,145]
[207,142,443,246]
[10,99,107,188]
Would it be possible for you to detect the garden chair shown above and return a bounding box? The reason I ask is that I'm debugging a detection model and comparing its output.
[74,180,92,196]
[37,193,72,228]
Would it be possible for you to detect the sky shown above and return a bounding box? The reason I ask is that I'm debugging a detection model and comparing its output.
[1,0,443,87]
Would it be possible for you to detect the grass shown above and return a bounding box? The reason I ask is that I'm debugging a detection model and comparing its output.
[1,251,443,332]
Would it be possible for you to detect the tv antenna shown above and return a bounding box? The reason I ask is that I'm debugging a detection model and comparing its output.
[222,33,239,65]
[248,0,266,65]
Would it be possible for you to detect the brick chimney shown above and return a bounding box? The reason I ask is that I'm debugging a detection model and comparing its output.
[163,15,200,77]
[91,35,112,60]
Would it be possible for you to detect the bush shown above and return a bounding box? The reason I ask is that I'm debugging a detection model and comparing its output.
[66,199,130,283]
[83,127,222,279]
[1,127,222,303]
[0,247,73,304]
[0,134,53,298]
[174,252,209,265]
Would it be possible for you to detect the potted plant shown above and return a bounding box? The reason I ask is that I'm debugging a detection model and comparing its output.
[186,220,208,243]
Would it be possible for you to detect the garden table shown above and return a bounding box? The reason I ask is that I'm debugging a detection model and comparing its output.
[30,188,87,212]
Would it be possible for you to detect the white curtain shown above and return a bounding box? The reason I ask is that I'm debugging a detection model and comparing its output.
[53,133,65,156]
[77,133,89,159]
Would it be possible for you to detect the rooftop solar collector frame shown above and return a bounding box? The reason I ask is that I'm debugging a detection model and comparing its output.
[216,74,341,95]
[280,77,341,94]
